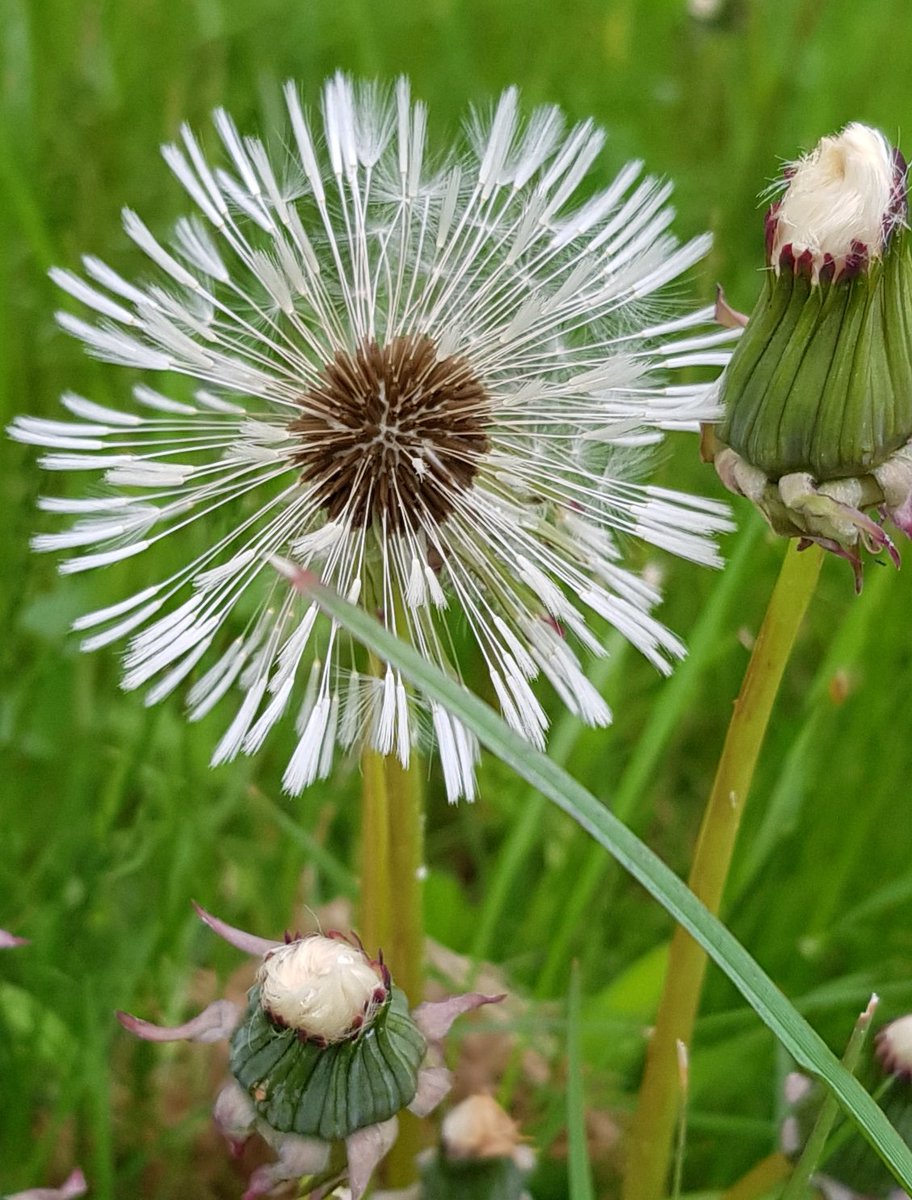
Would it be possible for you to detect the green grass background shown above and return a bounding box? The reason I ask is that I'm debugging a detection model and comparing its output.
[4,0,912,1196]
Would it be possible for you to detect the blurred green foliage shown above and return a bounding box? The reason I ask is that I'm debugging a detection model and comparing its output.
[4,0,912,1196]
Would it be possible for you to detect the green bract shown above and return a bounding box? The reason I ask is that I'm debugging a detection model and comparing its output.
[420,1155,529,1200]
[719,232,912,482]
[230,984,427,1140]
[706,122,912,584]
[118,904,504,1200]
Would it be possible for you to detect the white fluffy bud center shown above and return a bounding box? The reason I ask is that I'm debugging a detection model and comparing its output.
[772,123,896,272]
[257,936,383,1041]
[442,1094,526,1161]
[878,1012,912,1077]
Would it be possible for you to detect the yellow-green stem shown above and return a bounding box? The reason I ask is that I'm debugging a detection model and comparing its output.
[720,1154,791,1200]
[359,660,427,1187]
[360,743,391,959]
[623,541,824,1200]
[383,752,426,1006]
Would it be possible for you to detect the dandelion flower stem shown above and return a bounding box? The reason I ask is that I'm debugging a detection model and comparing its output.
[383,750,425,1008]
[624,540,824,1200]
[359,633,427,1186]
[720,1153,791,1200]
[360,737,392,961]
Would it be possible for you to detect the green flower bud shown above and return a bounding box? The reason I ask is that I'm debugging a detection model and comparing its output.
[419,1095,534,1200]
[707,124,912,584]
[118,905,503,1199]
[231,936,427,1141]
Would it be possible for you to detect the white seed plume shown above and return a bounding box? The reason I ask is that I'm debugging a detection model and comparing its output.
[257,937,382,1041]
[770,123,900,274]
[10,74,734,801]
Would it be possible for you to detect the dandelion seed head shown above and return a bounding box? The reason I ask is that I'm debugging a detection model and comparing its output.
[10,73,734,800]
[290,334,491,531]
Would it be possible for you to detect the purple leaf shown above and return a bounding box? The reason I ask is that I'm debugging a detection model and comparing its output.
[0,928,29,948]
[192,901,283,957]
[242,1164,289,1200]
[242,1133,330,1199]
[346,1118,399,1200]
[411,992,505,1042]
[116,998,241,1043]
[213,1081,257,1155]
[408,1065,451,1117]
[8,1169,88,1199]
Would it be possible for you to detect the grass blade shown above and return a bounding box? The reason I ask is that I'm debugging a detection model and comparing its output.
[567,962,596,1200]
[282,563,912,1189]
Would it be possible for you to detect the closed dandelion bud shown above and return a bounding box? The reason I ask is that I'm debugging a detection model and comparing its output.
[118,904,502,1199]
[441,1095,527,1162]
[419,1095,534,1200]
[708,123,912,586]
[230,933,427,1140]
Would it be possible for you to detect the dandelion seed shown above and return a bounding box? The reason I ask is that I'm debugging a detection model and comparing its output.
[11,74,732,800]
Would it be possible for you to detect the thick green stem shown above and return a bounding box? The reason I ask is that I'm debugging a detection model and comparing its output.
[383,752,425,1007]
[623,541,824,1200]
[360,743,392,959]
[720,1154,791,1200]
[359,661,427,1187]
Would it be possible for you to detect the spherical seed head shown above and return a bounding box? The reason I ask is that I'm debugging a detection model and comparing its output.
[256,935,386,1042]
[877,1014,912,1079]
[290,334,491,532]
[15,74,734,802]
[767,123,908,281]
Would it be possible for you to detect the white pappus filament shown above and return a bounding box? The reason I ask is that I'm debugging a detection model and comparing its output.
[10,73,734,801]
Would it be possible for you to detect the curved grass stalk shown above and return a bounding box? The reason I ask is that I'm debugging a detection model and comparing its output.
[283,554,912,1189]
[473,519,763,973]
